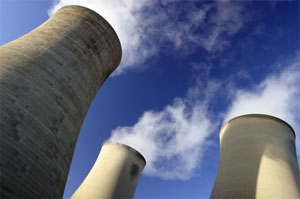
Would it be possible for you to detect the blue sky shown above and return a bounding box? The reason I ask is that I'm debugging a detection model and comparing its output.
[0,0,299,198]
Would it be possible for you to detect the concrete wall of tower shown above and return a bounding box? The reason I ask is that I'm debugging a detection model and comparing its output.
[210,114,300,199]
[0,6,121,198]
[71,142,146,199]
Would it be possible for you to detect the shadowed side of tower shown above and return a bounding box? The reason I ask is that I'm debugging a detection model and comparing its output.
[71,142,146,199]
[210,114,300,199]
[0,6,121,198]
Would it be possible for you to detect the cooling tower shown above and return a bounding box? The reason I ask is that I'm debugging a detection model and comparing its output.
[210,114,300,199]
[71,142,146,199]
[0,6,121,198]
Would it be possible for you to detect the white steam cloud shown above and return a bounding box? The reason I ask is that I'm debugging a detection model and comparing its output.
[109,74,221,180]
[48,0,246,75]
[224,55,300,147]
[109,54,300,180]
[110,99,215,180]
[109,71,222,180]
[48,0,153,75]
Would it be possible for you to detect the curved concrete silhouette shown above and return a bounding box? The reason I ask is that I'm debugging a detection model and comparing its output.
[71,142,146,199]
[0,6,121,198]
[211,114,300,199]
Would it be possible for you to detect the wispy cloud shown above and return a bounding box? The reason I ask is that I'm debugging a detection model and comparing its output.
[108,60,225,180]
[224,54,300,147]
[48,0,247,75]
[109,84,219,180]
[109,53,300,179]
[196,0,245,52]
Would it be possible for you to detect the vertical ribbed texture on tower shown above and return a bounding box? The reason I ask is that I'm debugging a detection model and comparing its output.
[0,6,121,198]
[210,114,300,199]
[71,142,146,199]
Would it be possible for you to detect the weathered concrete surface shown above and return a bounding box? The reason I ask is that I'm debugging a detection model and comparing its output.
[71,142,146,199]
[0,6,121,198]
[210,114,300,199]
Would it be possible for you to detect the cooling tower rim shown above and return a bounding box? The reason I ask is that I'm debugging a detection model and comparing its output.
[104,142,146,165]
[221,114,295,137]
[59,5,122,67]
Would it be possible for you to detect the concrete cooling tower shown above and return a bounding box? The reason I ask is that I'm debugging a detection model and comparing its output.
[71,142,146,199]
[210,114,300,199]
[0,6,121,198]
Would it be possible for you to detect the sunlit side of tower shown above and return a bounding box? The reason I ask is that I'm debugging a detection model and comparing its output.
[71,142,146,199]
[210,114,300,199]
[0,6,121,198]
